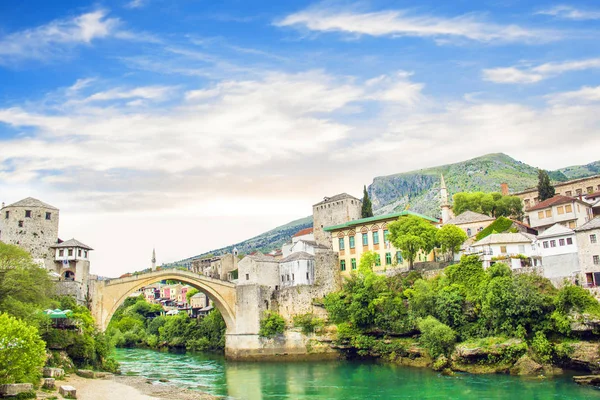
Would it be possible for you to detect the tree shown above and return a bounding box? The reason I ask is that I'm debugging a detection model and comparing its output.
[537,169,555,202]
[452,192,523,219]
[361,185,373,218]
[388,215,438,269]
[0,313,46,385]
[437,225,468,261]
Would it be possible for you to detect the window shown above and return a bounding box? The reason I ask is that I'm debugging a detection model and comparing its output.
[373,231,379,245]
[349,236,355,249]
[340,260,346,271]
[466,228,472,237]
[518,245,525,253]
[385,253,392,265]
[567,238,573,245]
[59,249,64,257]
[362,233,368,246]
[396,251,403,263]
[45,212,51,220]
[550,240,556,248]
[18,220,23,228]
[375,254,381,266]
[4,211,8,219]
[558,238,565,246]
[594,255,600,265]
[246,274,249,280]
[287,275,290,281]
[282,275,285,282]
[591,234,598,244]
[545,209,552,218]
[576,189,582,195]
[565,191,572,197]
[500,246,507,253]
[543,241,549,249]
[25,210,31,218]
[78,249,82,257]
[384,230,389,242]
[292,274,295,281]
[557,206,564,215]
[478,227,484,232]
[351,258,357,270]
[565,204,573,213]
[68,249,73,256]
[588,186,594,194]
[338,238,345,251]
[306,272,309,280]
[568,221,576,229]
[538,211,544,219]
[525,199,530,207]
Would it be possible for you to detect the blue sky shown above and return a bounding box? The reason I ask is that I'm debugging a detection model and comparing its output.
[1,0,600,275]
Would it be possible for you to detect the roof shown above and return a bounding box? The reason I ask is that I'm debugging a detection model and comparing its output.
[445,210,495,226]
[280,251,315,263]
[585,191,600,200]
[191,292,206,298]
[527,195,589,212]
[294,239,329,249]
[537,223,574,239]
[313,193,360,206]
[323,210,438,232]
[472,232,537,247]
[50,238,93,250]
[4,197,58,210]
[292,227,313,237]
[575,217,600,232]
[246,254,279,263]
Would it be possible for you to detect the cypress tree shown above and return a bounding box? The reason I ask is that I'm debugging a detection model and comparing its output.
[361,185,374,218]
[537,169,555,201]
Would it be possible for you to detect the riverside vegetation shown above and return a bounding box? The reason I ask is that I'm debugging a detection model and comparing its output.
[0,242,117,389]
[323,253,600,375]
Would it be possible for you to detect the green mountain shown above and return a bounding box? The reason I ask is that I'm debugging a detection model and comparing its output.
[176,153,599,263]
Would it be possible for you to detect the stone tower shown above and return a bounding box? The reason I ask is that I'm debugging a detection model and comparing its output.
[312,193,362,247]
[0,197,59,267]
[440,175,454,224]
[151,248,157,271]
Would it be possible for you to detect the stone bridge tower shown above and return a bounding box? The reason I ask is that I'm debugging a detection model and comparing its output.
[312,193,362,248]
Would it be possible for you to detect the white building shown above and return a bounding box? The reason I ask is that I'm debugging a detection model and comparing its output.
[537,224,579,280]
[278,251,315,288]
[574,217,600,287]
[469,232,540,269]
[282,228,315,257]
[525,195,593,233]
[237,254,280,288]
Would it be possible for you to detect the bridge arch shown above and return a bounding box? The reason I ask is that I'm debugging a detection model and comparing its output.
[91,269,237,334]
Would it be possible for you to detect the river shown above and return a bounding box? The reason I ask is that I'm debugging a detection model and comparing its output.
[114,348,600,399]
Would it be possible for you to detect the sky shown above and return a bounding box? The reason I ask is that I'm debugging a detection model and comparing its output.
[1,0,600,277]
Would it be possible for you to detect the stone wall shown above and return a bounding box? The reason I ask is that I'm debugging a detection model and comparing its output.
[515,175,600,206]
[225,331,339,360]
[542,253,580,279]
[313,197,362,247]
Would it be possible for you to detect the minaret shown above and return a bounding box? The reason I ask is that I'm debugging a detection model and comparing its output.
[151,248,156,271]
[440,174,453,224]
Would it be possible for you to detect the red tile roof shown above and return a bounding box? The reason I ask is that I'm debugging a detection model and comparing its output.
[527,195,586,212]
[586,191,600,200]
[292,227,314,237]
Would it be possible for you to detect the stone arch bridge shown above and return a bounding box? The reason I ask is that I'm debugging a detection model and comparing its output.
[90,269,237,333]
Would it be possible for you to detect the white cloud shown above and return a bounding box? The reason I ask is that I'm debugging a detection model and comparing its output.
[82,86,176,103]
[547,85,600,104]
[0,10,120,63]
[276,6,558,44]
[483,57,600,84]
[125,0,148,9]
[537,5,600,20]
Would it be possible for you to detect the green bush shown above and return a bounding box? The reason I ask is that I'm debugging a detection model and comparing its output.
[417,316,457,358]
[531,331,553,364]
[293,313,325,335]
[0,313,46,385]
[259,312,285,338]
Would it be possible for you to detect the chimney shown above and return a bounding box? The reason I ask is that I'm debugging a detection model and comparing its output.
[500,183,509,196]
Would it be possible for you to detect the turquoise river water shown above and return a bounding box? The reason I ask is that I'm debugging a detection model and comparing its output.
[114,348,600,399]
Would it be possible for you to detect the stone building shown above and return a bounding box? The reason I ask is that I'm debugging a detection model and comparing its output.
[278,251,315,288]
[0,197,59,267]
[191,251,238,281]
[443,210,495,238]
[312,194,362,247]
[51,239,93,303]
[324,210,439,275]
[514,175,600,209]
[237,254,280,288]
[574,217,600,287]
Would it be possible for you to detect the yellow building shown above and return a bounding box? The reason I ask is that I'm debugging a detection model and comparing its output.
[324,210,439,275]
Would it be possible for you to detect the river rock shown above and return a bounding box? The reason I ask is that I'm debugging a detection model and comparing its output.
[573,375,600,386]
[563,342,600,372]
[43,367,65,378]
[59,385,77,398]
[0,383,34,397]
[510,355,543,376]
[433,355,449,371]
[43,378,56,389]
[452,338,524,362]
[570,313,600,333]
[77,369,95,378]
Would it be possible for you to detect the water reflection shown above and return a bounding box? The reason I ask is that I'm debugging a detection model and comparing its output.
[114,348,600,400]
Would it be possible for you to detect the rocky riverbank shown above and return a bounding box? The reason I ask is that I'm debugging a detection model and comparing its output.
[35,373,218,400]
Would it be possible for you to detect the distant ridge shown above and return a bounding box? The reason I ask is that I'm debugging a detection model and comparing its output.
[172,153,599,264]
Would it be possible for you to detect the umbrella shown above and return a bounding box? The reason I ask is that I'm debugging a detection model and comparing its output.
[43,309,73,319]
